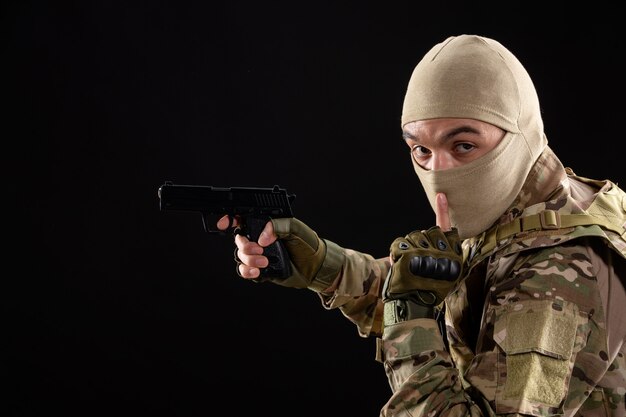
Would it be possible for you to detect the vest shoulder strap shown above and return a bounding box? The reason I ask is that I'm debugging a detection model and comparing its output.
[477,178,626,259]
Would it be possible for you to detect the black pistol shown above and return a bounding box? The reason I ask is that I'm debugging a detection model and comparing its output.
[157,181,296,279]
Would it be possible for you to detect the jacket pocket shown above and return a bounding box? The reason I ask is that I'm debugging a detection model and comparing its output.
[491,299,588,416]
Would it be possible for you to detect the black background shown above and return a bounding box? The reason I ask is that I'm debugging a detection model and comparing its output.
[4,2,625,416]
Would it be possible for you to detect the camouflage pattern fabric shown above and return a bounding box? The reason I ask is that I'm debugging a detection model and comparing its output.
[316,147,626,416]
[317,248,388,337]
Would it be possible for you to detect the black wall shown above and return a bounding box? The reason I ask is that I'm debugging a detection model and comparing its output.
[5,2,624,416]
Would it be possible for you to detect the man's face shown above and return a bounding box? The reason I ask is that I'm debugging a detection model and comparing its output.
[402,118,506,171]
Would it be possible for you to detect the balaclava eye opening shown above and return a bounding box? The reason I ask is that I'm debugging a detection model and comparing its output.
[402,35,548,239]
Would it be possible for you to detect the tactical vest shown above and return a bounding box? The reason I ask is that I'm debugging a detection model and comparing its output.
[468,169,626,266]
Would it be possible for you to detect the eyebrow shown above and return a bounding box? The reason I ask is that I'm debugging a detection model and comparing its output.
[402,125,481,143]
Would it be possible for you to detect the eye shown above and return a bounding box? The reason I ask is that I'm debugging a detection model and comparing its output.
[455,142,475,154]
[411,144,431,159]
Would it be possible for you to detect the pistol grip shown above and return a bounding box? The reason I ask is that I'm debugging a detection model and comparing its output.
[246,216,292,279]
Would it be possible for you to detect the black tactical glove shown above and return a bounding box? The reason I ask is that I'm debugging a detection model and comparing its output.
[382,226,464,324]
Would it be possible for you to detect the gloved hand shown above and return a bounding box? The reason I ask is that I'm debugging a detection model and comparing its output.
[222,216,344,290]
[266,217,328,288]
[382,226,464,323]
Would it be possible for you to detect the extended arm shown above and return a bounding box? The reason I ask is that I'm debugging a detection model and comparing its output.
[221,215,390,336]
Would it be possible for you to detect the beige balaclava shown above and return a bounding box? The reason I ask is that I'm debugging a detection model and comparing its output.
[402,35,548,239]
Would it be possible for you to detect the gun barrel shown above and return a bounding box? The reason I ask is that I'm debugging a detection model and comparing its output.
[158,182,295,217]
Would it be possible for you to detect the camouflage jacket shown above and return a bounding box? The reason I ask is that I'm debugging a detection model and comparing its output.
[316,147,626,416]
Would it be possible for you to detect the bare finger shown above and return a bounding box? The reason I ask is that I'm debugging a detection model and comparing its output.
[257,220,277,247]
[435,192,452,231]
[235,234,264,255]
[216,215,240,231]
[238,264,261,279]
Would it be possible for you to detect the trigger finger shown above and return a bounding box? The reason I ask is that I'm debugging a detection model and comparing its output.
[216,215,232,231]
[217,215,242,231]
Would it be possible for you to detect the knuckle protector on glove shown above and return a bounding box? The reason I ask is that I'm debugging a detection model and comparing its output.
[385,226,464,304]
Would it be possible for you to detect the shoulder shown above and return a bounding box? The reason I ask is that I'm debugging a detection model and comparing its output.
[492,238,622,313]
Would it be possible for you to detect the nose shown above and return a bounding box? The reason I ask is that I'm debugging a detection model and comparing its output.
[430,152,456,171]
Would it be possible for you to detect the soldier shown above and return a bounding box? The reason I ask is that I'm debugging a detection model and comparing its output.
[218,35,626,416]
